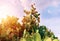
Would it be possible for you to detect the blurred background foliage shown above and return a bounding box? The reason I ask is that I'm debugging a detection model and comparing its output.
[0,4,59,41]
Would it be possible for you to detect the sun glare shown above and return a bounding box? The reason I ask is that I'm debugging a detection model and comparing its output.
[0,5,11,23]
[0,5,9,18]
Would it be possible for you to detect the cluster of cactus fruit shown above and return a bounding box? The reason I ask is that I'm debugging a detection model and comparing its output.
[0,4,59,41]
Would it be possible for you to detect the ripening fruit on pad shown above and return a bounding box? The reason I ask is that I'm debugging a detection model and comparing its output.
[46,38,52,41]
[20,38,26,41]
[53,39,59,41]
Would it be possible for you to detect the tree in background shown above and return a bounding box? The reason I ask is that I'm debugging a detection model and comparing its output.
[0,16,22,41]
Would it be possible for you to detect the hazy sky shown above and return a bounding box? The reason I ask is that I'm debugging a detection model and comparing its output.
[0,0,60,39]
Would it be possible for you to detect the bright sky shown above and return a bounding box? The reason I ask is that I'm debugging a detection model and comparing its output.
[0,0,60,39]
